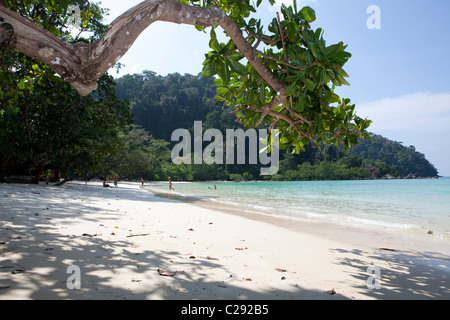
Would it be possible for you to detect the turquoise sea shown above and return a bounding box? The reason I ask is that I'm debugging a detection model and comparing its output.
[146,178,450,241]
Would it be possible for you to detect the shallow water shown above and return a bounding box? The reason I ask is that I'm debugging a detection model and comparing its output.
[146,178,450,241]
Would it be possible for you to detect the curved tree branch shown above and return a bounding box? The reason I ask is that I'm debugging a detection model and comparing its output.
[0,17,15,48]
[0,0,288,98]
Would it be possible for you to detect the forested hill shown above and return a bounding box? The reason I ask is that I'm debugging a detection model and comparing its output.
[114,71,439,180]
[348,135,438,178]
[114,71,221,141]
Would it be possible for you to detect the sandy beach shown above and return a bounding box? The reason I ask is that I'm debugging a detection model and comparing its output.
[0,180,449,300]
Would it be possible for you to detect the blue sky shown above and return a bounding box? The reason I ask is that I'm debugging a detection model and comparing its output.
[100,0,450,176]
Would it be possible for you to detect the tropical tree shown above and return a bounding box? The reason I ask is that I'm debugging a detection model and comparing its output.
[0,0,133,183]
[102,127,172,181]
[0,0,371,155]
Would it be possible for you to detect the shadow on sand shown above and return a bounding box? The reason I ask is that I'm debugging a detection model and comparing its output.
[1,181,449,300]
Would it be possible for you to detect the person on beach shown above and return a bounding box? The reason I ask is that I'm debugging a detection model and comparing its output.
[113,175,118,188]
[141,177,144,187]
[103,177,112,188]
[168,177,175,191]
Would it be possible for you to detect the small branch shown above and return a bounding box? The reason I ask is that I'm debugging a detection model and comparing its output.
[235,100,310,139]
[217,9,286,97]
[255,49,307,71]
[276,12,289,76]
[266,109,309,138]
[269,118,280,134]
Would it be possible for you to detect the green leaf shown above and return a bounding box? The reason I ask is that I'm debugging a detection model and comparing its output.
[201,60,217,78]
[281,4,294,20]
[227,59,246,75]
[336,66,349,78]
[195,25,205,32]
[247,90,257,103]
[287,21,298,42]
[209,28,222,52]
[258,84,266,103]
[210,27,217,40]
[323,91,340,104]
[295,97,305,112]
[300,6,316,23]
[324,42,343,57]
[293,0,298,13]
[335,73,350,86]
[308,42,322,60]
[304,78,315,91]
[209,38,222,52]
[17,81,26,90]
[218,61,230,83]
[286,83,298,96]
[328,50,352,65]
[216,87,229,95]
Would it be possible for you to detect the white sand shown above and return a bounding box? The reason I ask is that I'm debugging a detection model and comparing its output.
[0,180,449,300]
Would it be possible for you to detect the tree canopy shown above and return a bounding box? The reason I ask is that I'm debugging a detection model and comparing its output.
[0,0,133,183]
[0,1,439,183]
[0,0,371,154]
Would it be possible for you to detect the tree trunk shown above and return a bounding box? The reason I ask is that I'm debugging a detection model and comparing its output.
[32,164,44,184]
[50,169,61,183]
[0,155,13,182]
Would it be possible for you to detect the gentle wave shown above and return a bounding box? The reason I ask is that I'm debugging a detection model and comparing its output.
[145,179,450,240]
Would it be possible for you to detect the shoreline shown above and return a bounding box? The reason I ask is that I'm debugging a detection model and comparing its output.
[1,181,449,300]
[145,182,450,254]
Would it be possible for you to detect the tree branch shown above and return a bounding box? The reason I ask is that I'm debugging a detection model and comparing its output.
[0,16,14,47]
[0,0,290,98]
[255,49,308,71]
[0,4,93,93]
[0,1,213,95]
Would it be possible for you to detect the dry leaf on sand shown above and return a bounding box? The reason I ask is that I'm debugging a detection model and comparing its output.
[157,269,177,276]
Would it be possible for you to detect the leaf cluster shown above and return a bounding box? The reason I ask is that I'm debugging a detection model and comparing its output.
[196,0,371,153]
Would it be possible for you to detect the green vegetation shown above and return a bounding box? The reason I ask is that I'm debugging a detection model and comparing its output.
[0,0,132,183]
[200,1,372,152]
[0,1,438,183]
[112,72,438,181]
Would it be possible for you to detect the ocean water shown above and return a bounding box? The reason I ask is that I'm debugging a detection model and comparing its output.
[145,178,450,240]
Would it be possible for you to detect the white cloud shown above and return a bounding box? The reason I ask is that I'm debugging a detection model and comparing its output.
[358,92,450,133]
[358,92,450,176]
[130,64,141,74]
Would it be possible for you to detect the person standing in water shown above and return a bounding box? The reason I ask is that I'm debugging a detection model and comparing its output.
[168,177,175,191]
